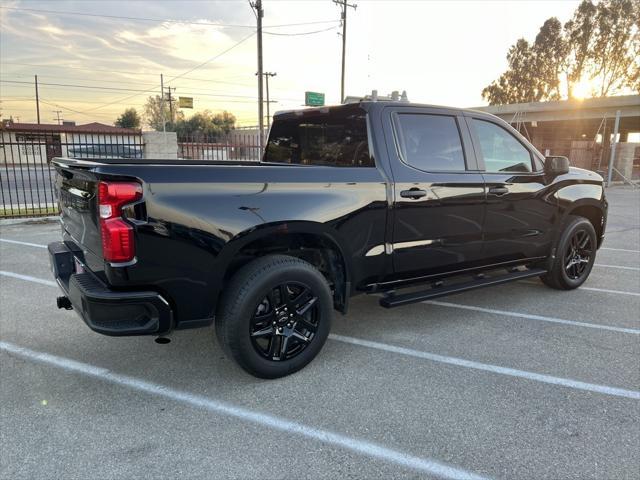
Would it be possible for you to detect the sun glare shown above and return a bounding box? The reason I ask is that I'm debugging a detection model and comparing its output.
[571,79,594,100]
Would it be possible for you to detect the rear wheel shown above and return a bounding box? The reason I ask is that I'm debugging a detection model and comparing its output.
[541,216,596,290]
[215,255,333,378]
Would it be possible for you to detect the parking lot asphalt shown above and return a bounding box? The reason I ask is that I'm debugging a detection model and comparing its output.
[1,187,638,480]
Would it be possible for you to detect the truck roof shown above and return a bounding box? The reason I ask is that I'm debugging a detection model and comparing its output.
[273,101,477,119]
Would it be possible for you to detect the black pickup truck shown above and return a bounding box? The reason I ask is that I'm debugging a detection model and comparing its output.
[48,101,607,378]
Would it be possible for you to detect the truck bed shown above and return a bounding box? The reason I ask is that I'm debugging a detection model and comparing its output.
[53,157,297,167]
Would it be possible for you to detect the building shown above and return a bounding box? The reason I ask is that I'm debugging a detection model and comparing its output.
[0,121,143,164]
[475,95,640,181]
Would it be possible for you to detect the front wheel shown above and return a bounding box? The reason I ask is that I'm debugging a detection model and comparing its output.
[215,255,333,378]
[541,216,597,290]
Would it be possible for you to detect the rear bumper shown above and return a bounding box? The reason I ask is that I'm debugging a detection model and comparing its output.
[48,241,173,336]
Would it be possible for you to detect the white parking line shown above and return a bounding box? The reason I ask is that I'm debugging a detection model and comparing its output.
[602,247,640,253]
[0,270,57,287]
[3,270,640,400]
[424,300,640,335]
[595,264,640,271]
[520,280,640,297]
[330,334,640,400]
[580,286,640,297]
[0,341,489,480]
[0,238,47,249]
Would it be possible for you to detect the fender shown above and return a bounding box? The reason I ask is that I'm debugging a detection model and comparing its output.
[545,182,607,267]
[555,182,606,227]
[210,220,354,312]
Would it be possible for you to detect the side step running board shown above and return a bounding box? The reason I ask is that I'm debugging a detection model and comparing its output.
[379,268,546,308]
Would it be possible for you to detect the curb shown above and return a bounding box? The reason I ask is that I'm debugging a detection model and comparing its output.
[0,216,59,226]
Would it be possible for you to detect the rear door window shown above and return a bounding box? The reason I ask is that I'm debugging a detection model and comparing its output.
[395,114,466,172]
[264,106,373,167]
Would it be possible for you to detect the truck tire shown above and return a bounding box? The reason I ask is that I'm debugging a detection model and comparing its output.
[541,216,597,290]
[215,255,333,378]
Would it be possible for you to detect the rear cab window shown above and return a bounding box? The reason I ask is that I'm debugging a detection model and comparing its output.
[264,105,373,167]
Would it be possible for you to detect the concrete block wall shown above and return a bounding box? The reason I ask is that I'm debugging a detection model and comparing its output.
[613,143,639,181]
[143,131,178,160]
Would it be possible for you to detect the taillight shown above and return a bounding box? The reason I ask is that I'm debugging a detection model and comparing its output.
[98,181,142,263]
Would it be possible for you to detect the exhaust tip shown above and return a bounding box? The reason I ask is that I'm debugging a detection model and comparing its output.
[155,337,171,345]
[56,296,73,310]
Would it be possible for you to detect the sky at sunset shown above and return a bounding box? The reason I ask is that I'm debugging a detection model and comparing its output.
[0,0,583,126]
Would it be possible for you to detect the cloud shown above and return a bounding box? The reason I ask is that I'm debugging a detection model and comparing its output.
[114,22,251,67]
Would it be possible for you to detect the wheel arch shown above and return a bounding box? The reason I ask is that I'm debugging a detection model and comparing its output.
[215,221,353,314]
[564,201,605,248]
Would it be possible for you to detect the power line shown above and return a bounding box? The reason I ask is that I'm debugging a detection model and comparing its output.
[0,62,256,86]
[38,98,113,119]
[0,6,339,29]
[1,79,157,93]
[4,69,253,87]
[263,24,340,36]
[0,96,36,101]
[1,79,267,99]
[165,31,255,84]
[80,31,256,113]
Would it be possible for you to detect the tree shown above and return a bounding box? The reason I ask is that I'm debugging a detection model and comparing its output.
[533,18,568,100]
[114,108,141,129]
[174,110,236,139]
[590,0,637,96]
[143,95,171,131]
[631,0,640,92]
[482,39,542,105]
[482,0,640,105]
[564,0,598,98]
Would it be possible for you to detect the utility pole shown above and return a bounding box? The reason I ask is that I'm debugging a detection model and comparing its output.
[334,0,357,104]
[256,72,277,129]
[35,75,41,124]
[251,0,265,153]
[165,86,175,124]
[160,73,166,134]
[52,110,63,125]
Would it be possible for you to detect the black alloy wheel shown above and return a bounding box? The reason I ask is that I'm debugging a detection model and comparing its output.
[564,229,593,280]
[215,255,333,378]
[250,282,320,361]
[540,215,597,290]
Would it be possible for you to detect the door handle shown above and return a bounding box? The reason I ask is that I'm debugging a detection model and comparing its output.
[488,186,509,196]
[400,188,427,199]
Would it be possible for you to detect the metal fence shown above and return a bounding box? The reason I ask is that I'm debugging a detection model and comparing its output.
[0,129,143,218]
[178,129,264,162]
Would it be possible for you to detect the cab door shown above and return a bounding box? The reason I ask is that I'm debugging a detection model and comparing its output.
[384,107,486,279]
[466,114,556,264]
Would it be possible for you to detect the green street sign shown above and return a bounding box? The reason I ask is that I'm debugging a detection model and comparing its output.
[305,91,325,106]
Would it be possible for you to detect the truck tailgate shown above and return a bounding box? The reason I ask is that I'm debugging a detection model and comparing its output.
[54,161,103,259]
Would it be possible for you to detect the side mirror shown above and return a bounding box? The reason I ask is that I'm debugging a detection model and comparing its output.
[545,156,570,176]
